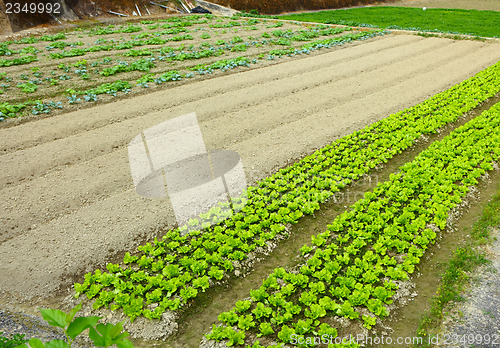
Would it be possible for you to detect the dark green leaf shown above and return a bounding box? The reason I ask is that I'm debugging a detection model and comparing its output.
[89,326,105,346]
[109,321,125,339]
[45,340,69,348]
[28,338,45,348]
[116,338,135,348]
[65,303,82,325]
[89,321,131,347]
[40,309,67,329]
[90,322,125,347]
[66,316,100,339]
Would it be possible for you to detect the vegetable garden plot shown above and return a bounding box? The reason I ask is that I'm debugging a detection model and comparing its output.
[203,101,500,348]
[280,7,500,38]
[160,93,500,348]
[73,62,500,335]
[0,14,383,122]
[2,18,500,346]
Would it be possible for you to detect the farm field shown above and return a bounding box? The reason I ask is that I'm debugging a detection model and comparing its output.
[0,14,383,123]
[1,9,500,348]
[199,87,500,348]
[205,0,500,14]
[383,0,500,12]
[281,7,500,38]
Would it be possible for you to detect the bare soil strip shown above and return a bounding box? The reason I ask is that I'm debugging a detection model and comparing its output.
[0,34,499,312]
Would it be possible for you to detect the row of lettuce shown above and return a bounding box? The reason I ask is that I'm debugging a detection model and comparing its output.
[0,25,353,78]
[0,17,207,65]
[73,62,500,328]
[3,26,350,62]
[1,15,265,52]
[205,98,500,348]
[0,27,382,121]
[0,16,210,53]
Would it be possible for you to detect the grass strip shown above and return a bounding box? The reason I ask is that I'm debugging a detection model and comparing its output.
[206,102,500,347]
[280,7,500,38]
[415,184,500,346]
[74,63,500,322]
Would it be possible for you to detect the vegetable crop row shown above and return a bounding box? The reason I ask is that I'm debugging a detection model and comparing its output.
[267,31,377,57]
[73,62,500,325]
[205,99,500,348]
[0,55,37,67]
[45,26,348,61]
[47,35,196,60]
[45,27,352,66]
[0,28,381,120]
[1,19,341,63]
[2,33,67,46]
[131,30,382,84]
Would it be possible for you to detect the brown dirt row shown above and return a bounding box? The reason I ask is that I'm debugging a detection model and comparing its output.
[0,16,353,108]
[1,25,361,105]
[1,34,405,155]
[2,35,436,240]
[0,33,499,314]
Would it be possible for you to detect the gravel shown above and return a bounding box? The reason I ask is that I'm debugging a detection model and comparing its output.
[0,308,64,345]
[438,227,500,347]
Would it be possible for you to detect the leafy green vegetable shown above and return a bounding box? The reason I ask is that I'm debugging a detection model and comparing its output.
[16,303,132,348]
[205,92,500,346]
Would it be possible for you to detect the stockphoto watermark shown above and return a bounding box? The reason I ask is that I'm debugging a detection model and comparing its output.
[128,112,247,232]
[300,172,383,205]
[290,334,427,346]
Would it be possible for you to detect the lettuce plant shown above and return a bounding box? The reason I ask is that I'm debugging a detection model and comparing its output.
[205,92,500,347]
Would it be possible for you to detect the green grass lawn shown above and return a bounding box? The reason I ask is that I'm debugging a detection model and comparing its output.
[280,6,500,38]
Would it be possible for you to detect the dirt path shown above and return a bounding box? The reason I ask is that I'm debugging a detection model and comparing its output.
[437,227,500,347]
[0,34,499,313]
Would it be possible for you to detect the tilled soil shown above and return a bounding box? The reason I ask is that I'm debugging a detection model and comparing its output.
[0,16,323,105]
[1,33,499,319]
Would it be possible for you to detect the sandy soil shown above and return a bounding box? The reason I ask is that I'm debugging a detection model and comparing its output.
[0,33,499,315]
[381,0,500,11]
